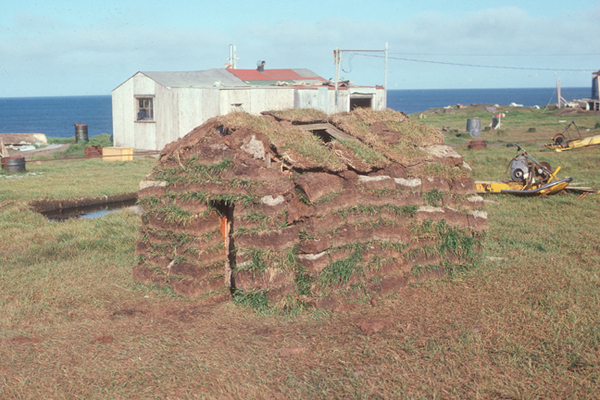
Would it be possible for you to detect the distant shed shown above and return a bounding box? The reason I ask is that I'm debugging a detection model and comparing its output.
[112,68,386,151]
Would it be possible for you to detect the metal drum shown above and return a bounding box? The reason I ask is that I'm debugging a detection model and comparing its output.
[75,124,88,143]
[1,156,26,173]
[468,140,487,150]
[466,118,481,138]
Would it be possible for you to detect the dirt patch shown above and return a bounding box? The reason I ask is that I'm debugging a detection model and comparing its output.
[1,335,41,346]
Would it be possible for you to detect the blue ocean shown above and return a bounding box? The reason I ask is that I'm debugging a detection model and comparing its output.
[0,87,592,139]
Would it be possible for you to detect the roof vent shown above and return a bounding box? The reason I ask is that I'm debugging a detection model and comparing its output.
[256,61,265,72]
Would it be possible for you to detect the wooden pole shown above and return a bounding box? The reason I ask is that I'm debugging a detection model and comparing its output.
[334,49,340,108]
[557,78,562,109]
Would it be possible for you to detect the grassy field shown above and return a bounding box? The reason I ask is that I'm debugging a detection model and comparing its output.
[417,104,600,148]
[1,111,599,399]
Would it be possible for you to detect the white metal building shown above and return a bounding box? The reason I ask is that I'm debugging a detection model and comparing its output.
[112,68,386,151]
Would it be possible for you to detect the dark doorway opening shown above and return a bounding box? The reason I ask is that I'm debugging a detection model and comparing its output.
[350,96,372,110]
[211,201,235,290]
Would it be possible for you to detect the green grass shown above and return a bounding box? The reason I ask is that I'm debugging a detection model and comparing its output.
[232,289,271,312]
[1,121,599,399]
[414,104,600,147]
[236,246,299,273]
[44,133,114,158]
[319,247,364,287]
[0,157,156,201]
[423,189,445,207]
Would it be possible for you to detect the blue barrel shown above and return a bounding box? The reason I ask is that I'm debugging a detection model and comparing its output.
[1,156,26,173]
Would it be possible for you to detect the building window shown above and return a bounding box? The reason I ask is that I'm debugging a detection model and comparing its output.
[136,97,154,121]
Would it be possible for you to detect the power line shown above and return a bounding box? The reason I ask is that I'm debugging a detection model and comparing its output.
[354,53,596,72]
[389,52,599,57]
[342,53,358,73]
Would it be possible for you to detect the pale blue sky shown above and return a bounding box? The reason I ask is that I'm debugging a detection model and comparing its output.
[1,0,598,97]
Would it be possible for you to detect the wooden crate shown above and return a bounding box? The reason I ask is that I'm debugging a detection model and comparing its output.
[103,147,133,161]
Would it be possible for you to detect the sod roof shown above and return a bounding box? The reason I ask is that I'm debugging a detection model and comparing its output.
[159,108,446,174]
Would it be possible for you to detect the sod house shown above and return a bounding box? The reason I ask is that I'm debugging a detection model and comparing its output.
[133,108,487,310]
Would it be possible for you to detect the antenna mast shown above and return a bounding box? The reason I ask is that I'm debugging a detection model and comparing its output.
[228,45,238,69]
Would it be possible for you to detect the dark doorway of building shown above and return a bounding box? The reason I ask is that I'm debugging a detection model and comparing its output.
[350,97,372,110]
[211,201,235,289]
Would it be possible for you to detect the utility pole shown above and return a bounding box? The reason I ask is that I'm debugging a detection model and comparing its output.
[384,42,388,108]
[557,78,562,108]
[334,48,341,106]
[228,45,238,69]
[556,78,569,108]
[333,44,388,110]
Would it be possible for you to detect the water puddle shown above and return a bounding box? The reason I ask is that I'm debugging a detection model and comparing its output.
[42,198,141,221]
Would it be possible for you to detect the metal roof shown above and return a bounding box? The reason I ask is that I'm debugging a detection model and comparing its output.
[227,68,327,84]
[139,69,249,88]
[121,68,329,90]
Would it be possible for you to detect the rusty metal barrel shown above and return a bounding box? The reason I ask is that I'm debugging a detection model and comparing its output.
[1,156,26,173]
[468,140,487,150]
[75,124,88,143]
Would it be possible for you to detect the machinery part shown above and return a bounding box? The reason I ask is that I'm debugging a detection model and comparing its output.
[499,177,573,196]
[553,133,568,148]
[534,161,553,184]
[535,161,553,176]
[509,155,529,182]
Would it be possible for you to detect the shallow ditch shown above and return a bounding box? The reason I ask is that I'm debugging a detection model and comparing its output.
[30,193,141,221]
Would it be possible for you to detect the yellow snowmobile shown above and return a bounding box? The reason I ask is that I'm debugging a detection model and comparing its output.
[475,143,572,196]
[546,119,600,152]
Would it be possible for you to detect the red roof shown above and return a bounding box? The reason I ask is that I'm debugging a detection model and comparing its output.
[227,68,326,82]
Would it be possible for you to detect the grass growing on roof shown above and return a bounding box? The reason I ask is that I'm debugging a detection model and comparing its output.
[336,136,388,168]
[383,114,444,147]
[329,108,444,164]
[218,113,345,171]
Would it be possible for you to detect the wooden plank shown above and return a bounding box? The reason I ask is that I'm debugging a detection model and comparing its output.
[297,123,350,141]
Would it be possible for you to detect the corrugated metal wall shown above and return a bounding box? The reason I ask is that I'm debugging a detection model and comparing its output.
[113,76,387,151]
